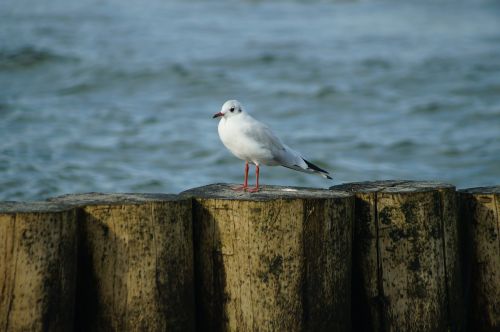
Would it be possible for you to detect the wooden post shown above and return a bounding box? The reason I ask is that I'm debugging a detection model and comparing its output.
[51,193,195,332]
[331,181,464,332]
[459,186,500,332]
[0,202,77,332]
[182,183,354,332]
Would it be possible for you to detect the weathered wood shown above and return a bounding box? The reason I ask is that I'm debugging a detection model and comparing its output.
[182,183,354,332]
[331,180,464,332]
[51,193,195,332]
[0,202,77,332]
[460,186,500,332]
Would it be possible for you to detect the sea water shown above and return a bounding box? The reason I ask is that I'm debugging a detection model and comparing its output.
[1,0,499,200]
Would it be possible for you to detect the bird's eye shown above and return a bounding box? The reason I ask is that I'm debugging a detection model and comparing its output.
[230,107,235,112]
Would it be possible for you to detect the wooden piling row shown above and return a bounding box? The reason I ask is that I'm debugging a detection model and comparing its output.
[0,182,498,332]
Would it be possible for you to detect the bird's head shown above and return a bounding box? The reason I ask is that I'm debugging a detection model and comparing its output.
[213,100,244,119]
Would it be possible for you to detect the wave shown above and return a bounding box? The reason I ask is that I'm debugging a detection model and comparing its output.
[410,101,448,114]
[389,139,419,150]
[0,46,74,70]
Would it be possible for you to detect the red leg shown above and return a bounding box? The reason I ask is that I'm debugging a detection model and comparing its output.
[244,162,249,187]
[248,165,260,192]
[232,162,249,191]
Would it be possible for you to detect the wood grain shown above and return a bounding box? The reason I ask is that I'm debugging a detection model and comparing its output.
[332,180,464,332]
[0,202,77,332]
[183,183,354,332]
[460,186,500,332]
[51,193,195,332]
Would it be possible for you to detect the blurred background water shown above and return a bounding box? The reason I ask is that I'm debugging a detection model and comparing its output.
[1,0,499,201]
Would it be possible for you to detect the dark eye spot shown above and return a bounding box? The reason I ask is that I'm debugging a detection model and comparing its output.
[230,107,235,112]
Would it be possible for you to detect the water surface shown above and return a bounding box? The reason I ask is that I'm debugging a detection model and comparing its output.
[1,0,499,200]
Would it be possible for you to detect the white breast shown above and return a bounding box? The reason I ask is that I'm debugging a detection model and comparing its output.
[217,115,278,165]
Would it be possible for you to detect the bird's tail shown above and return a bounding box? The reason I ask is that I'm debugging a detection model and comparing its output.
[281,157,332,179]
[279,145,332,179]
[303,159,333,179]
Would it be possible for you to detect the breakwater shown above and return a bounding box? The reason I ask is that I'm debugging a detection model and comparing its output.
[1,181,498,331]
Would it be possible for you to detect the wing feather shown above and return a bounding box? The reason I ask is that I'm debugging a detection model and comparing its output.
[240,116,285,155]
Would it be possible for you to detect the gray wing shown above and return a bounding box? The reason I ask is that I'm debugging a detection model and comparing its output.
[240,115,305,166]
[239,114,332,179]
[240,116,286,156]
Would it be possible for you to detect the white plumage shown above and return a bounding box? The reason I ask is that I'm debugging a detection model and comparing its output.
[213,100,331,192]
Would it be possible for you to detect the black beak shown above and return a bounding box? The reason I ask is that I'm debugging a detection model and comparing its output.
[212,112,223,118]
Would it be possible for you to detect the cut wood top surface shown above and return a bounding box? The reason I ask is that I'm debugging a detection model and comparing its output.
[182,183,350,200]
[0,201,71,214]
[459,186,500,194]
[331,180,455,193]
[49,192,184,207]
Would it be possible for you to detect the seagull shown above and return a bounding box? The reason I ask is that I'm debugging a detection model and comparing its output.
[213,100,332,192]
